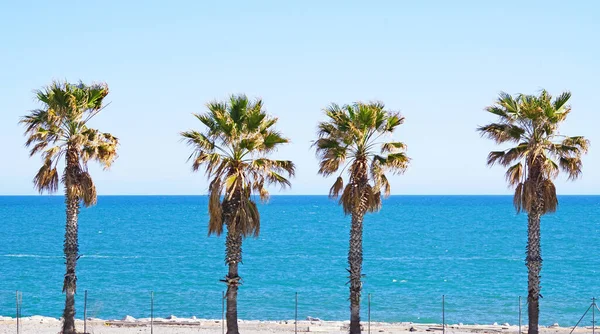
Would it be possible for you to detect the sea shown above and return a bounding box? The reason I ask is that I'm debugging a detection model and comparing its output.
[1,195,599,326]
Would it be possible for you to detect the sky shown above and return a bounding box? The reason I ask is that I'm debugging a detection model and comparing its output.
[0,0,598,195]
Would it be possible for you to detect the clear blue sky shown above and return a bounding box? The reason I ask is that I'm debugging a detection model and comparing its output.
[1,0,598,195]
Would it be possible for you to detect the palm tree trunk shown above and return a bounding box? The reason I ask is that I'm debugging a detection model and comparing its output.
[62,148,80,334]
[225,230,242,334]
[525,160,545,334]
[526,206,542,334]
[348,211,364,334]
[62,189,80,334]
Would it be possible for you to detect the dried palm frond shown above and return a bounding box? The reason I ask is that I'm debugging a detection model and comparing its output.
[21,80,116,207]
[182,95,294,238]
[329,176,344,199]
[481,90,589,215]
[315,102,409,215]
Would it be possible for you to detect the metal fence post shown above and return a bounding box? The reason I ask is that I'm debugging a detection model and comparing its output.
[442,295,445,334]
[593,297,596,334]
[16,290,21,334]
[222,291,225,334]
[84,290,88,334]
[518,296,521,334]
[368,293,371,334]
[15,290,18,334]
[295,292,298,334]
[150,291,154,334]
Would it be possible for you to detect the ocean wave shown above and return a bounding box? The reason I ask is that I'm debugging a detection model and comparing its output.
[373,256,521,261]
[1,254,60,258]
[1,254,200,260]
[81,255,141,259]
[80,255,199,259]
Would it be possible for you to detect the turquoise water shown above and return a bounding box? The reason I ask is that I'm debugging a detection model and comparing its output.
[1,195,599,325]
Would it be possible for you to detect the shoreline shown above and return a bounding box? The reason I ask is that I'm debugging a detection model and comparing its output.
[0,316,589,334]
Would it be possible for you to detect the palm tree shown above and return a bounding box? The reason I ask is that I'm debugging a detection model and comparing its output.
[20,81,118,334]
[314,102,409,334]
[478,90,589,334]
[181,94,295,334]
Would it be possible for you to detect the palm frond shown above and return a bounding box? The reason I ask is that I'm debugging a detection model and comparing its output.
[329,176,344,198]
[339,182,358,215]
[383,112,404,133]
[316,101,409,214]
[81,129,119,169]
[22,80,115,202]
[383,153,410,174]
[183,94,293,239]
[237,196,260,238]
[497,91,520,115]
[208,178,224,236]
[486,106,510,118]
[482,90,589,215]
[381,142,407,154]
[541,179,558,213]
[252,158,295,177]
[487,151,505,166]
[477,123,524,144]
[552,91,571,112]
[224,174,240,196]
[380,174,391,198]
[228,94,248,126]
[192,152,222,174]
[560,136,590,154]
[543,157,559,179]
[488,144,528,167]
[559,156,583,180]
[314,137,347,176]
[33,158,59,194]
[266,171,291,188]
[246,108,267,132]
[78,171,97,207]
[513,182,524,213]
[366,187,382,213]
[505,163,523,186]
[261,130,289,152]
[181,130,216,151]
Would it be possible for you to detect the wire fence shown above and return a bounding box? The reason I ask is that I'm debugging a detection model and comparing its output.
[3,290,600,333]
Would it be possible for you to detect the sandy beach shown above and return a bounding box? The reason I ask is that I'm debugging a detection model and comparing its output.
[0,316,591,334]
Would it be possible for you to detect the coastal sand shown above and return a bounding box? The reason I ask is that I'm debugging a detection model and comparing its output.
[0,317,591,334]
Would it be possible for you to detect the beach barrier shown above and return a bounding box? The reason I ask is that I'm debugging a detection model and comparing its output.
[368,293,372,334]
[6,290,600,333]
[83,290,88,334]
[438,294,447,329]
[519,296,522,334]
[150,291,154,334]
[15,290,21,334]
[569,297,600,334]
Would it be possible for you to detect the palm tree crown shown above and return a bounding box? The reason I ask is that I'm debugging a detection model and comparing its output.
[20,81,118,204]
[478,90,589,213]
[314,102,409,212]
[181,94,295,237]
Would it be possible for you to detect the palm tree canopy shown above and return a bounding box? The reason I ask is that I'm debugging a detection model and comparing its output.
[20,81,118,206]
[181,94,295,238]
[478,90,589,213]
[314,102,409,215]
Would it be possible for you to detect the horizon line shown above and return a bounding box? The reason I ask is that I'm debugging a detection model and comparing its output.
[1,194,599,197]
